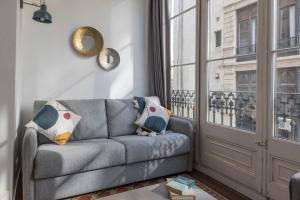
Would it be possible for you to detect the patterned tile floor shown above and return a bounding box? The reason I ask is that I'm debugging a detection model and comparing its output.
[64,174,229,200]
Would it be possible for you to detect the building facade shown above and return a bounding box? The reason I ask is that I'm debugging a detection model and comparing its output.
[170,0,300,141]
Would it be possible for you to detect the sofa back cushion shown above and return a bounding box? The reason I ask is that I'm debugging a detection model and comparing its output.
[34,99,108,144]
[105,98,139,137]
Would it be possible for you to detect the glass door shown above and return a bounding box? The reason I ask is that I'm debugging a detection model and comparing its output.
[199,0,265,195]
[268,0,300,199]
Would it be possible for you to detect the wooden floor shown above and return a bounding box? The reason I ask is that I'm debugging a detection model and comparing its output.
[16,169,252,200]
[190,170,252,200]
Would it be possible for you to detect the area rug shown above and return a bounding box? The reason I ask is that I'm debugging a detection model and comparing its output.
[65,174,229,200]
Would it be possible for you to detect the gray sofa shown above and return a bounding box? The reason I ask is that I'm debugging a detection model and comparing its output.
[22,98,193,200]
[290,172,300,200]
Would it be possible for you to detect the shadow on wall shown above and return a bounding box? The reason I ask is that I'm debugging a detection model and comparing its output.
[17,0,148,197]
[5,0,148,199]
[107,0,147,98]
[20,0,147,125]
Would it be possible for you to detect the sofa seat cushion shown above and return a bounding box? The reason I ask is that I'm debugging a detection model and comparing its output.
[111,132,190,164]
[34,139,126,179]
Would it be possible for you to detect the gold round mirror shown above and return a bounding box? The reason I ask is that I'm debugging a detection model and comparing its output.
[72,27,104,57]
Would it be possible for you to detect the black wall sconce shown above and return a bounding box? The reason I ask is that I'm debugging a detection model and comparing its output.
[20,0,52,24]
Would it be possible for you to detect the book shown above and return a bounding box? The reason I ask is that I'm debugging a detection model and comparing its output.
[166,180,189,195]
[168,190,195,200]
[174,176,196,189]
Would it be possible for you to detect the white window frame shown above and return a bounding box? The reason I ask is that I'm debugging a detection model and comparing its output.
[199,0,267,145]
[168,1,197,119]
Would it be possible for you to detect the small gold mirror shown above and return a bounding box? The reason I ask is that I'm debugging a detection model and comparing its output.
[98,48,120,71]
[72,27,104,57]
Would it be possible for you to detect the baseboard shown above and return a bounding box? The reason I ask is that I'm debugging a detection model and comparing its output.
[0,190,9,200]
[195,164,267,200]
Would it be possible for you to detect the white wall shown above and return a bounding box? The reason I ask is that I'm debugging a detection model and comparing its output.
[0,0,20,199]
[21,0,148,123]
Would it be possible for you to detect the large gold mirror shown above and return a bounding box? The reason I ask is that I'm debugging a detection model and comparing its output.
[72,27,104,57]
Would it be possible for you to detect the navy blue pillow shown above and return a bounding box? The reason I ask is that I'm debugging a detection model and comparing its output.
[133,96,146,114]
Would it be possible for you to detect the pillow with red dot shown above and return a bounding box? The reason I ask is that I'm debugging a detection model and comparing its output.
[26,100,81,145]
[135,99,171,134]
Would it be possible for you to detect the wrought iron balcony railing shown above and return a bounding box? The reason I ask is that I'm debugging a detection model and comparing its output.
[209,90,256,132]
[236,44,256,56]
[278,37,299,49]
[277,37,300,57]
[276,92,300,141]
[171,89,300,141]
[235,37,300,61]
[236,44,256,62]
[171,90,196,119]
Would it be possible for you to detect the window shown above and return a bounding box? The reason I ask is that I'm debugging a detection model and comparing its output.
[236,4,257,61]
[236,70,256,93]
[215,30,222,47]
[169,0,196,119]
[277,4,297,56]
[236,70,256,131]
[277,68,297,93]
[273,0,300,142]
[207,0,257,132]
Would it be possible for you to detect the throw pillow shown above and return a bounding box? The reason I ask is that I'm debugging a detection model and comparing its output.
[26,100,81,145]
[133,96,161,115]
[135,99,171,134]
[133,96,146,114]
[136,126,157,137]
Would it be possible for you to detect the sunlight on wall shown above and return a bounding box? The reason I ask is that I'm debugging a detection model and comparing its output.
[21,0,147,126]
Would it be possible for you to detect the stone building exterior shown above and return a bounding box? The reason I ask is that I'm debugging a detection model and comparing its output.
[171,0,300,141]
[208,0,300,139]
[210,0,300,94]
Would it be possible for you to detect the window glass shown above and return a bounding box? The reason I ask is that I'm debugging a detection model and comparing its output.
[207,0,257,133]
[169,1,196,119]
[215,30,222,47]
[273,0,300,142]
[207,61,257,132]
[171,65,195,91]
[171,65,196,119]
[236,4,257,62]
[170,9,196,66]
[169,0,196,17]
[278,5,296,49]
[208,0,225,60]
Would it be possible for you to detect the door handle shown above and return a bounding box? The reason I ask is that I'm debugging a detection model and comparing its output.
[255,141,267,147]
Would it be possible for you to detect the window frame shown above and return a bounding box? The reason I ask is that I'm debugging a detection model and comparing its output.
[200,0,266,139]
[168,0,197,119]
[169,1,197,68]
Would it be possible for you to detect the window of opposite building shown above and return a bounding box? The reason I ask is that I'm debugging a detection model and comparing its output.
[236,3,257,62]
[278,4,297,56]
[215,30,221,47]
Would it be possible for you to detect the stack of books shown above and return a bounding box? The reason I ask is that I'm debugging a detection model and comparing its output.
[166,176,196,200]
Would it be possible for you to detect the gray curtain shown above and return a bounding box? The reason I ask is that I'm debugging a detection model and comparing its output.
[148,0,170,108]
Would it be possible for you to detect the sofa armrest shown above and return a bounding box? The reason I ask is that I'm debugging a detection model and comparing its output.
[22,128,38,200]
[167,116,194,171]
[290,172,300,200]
[167,116,194,138]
